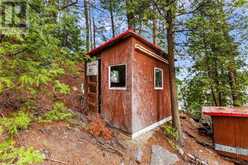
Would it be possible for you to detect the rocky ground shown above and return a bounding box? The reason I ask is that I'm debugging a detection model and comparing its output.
[7,111,234,165]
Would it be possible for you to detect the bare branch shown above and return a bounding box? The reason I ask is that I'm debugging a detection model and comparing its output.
[60,0,78,10]
[151,0,167,20]
[174,29,193,33]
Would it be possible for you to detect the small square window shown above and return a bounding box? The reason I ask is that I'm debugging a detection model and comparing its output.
[154,67,163,90]
[109,64,127,89]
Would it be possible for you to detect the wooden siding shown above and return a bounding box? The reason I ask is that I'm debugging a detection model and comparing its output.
[213,117,238,159]
[87,75,99,112]
[100,38,132,133]
[213,116,248,161]
[131,38,171,133]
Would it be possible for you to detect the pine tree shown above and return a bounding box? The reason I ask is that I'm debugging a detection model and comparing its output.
[0,0,84,110]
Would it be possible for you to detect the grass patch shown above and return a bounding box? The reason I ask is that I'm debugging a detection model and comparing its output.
[39,102,73,122]
[0,139,44,165]
[0,112,32,136]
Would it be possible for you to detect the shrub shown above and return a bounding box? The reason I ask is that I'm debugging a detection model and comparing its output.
[54,80,70,95]
[162,122,178,141]
[40,102,73,122]
[0,112,32,136]
[89,116,112,140]
[0,139,44,165]
[0,126,3,136]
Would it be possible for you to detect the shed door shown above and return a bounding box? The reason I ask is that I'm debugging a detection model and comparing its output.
[86,60,101,113]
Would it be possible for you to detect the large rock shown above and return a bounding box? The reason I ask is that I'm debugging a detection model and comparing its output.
[150,145,179,165]
[135,146,143,163]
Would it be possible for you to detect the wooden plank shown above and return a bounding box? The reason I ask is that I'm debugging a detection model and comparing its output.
[88,101,97,106]
[88,92,97,96]
[134,44,168,64]
[212,117,237,159]
[131,38,171,133]
[86,73,99,112]
[88,82,97,86]
[100,37,132,133]
[236,117,248,161]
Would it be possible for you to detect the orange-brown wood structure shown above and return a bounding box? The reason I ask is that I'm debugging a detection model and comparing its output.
[203,106,248,161]
[86,29,172,138]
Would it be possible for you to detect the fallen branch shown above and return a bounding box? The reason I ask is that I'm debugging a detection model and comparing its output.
[96,139,125,157]
[45,158,67,164]
[78,134,125,157]
[183,130,212,148]
[177,147,208,165]
[114,138,127,150]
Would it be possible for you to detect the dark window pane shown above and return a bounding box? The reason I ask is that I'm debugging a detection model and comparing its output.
[155,68,163,88]
[110,65,126,88]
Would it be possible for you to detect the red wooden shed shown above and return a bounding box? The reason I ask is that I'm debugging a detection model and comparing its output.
[203,106,248,161]
[86,29,172,138]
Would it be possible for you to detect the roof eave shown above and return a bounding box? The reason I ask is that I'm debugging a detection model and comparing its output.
[87,30,167,58]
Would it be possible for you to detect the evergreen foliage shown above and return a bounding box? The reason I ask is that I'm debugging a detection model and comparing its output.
[0,0,84,95]
[0,0,247,157]
[0,139,44,165]
[182,0,248,117]
[0,112,32,136]
[54,80,71,95]
[162,122,178,141]
[40,102,73,122]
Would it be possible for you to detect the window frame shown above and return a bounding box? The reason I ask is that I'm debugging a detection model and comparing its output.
[108,64,127,90]
[154,67,164,90]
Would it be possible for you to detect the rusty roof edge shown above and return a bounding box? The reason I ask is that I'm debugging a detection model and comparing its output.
[87,29,167,58]
[202,106,248,117]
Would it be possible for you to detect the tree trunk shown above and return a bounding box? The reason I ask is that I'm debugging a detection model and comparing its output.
[203,35,219,106]
[84,0,90,51]
[166,3,184,146]
[225,35,241,106]
[228,65,241,106]
[109,0,115,37]
[125,0,135,30]
[219,0,241,106]
[93,16,96,48]
[89,4,93,49]
[152,18,157,45]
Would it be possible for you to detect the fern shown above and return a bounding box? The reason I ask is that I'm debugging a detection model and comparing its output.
[40,102,73,122]
[0,112,32,136]
[54,80,70,94]
[0,1,85,128]
[0,139,44,165]
[0,77,14,93]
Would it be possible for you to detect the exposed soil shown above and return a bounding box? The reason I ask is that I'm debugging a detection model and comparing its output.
[181,113,234,165]
[0,65,238,165]
[9,112,235,165]
[16,122,123,165]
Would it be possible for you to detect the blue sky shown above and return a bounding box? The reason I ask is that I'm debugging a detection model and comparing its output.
[80,0,247,80]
